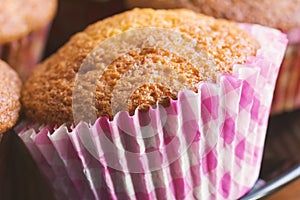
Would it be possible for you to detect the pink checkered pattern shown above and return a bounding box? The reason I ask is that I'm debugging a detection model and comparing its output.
[18,24,287,200]
[0,25,50,81]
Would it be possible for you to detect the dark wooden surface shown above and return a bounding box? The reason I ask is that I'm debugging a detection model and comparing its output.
[0,131,55,200]
[267,177,300,200]
[261,110,300,199]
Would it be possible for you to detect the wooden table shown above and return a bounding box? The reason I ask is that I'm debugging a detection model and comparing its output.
[260,110,300,199]
[0,130,55,200]
[267,178,300,200]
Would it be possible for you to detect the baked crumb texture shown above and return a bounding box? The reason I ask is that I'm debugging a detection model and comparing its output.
[0,60,22,134]
[22,8,258,125]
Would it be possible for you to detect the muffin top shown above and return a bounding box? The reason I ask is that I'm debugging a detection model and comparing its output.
[0,60,22,134]
[126,0,300,31]
[0,0,57,44]
[22,8,258,125]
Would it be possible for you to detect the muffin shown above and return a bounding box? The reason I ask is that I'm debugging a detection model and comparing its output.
[126,0,300,114]
[0,60,22,140]
[18,9,287,200]
[22,8,259,125]
[0,0,57,81]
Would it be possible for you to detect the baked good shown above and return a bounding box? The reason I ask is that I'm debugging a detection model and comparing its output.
[0,60,22,135]
[126,0,300,31]
[22,8,258,125]
[0,0,57,80]
[18,9,288,200]
[125,0,300,114]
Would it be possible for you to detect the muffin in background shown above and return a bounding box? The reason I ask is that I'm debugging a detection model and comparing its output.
[0,60,22,139]
[0,0,57,81]
[18,9,287,200]
[125,0,300,31]
[126,0,300,114]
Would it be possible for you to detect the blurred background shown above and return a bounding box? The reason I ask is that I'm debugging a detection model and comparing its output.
[44,0,125,56]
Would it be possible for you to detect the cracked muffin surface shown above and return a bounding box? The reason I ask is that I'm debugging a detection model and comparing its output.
[0,60,22,134]
[22,8,259,125]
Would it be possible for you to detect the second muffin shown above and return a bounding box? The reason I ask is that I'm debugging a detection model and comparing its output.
[0,0,57,80]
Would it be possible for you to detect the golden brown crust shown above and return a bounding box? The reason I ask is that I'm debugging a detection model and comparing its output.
[0,60,22,134]
[0,0,57,44]
[126,0,300,31]
[22,8,258,125]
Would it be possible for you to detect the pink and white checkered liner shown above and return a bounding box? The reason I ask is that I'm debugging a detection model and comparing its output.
[0,25,50,81]
[18,24,287,200]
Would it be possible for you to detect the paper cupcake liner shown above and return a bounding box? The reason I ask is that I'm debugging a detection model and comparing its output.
[0,25,50,81]
[17,24,287,200]
[271,30,300,114]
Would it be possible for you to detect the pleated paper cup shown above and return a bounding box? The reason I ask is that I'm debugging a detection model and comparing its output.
[0,25,51,81]
[271,27,300,114]
[18,24,287,200]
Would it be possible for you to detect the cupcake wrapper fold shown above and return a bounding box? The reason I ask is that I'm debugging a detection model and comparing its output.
[17,24,287,200]
[271,29,300,114]
[0,25,50,81]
